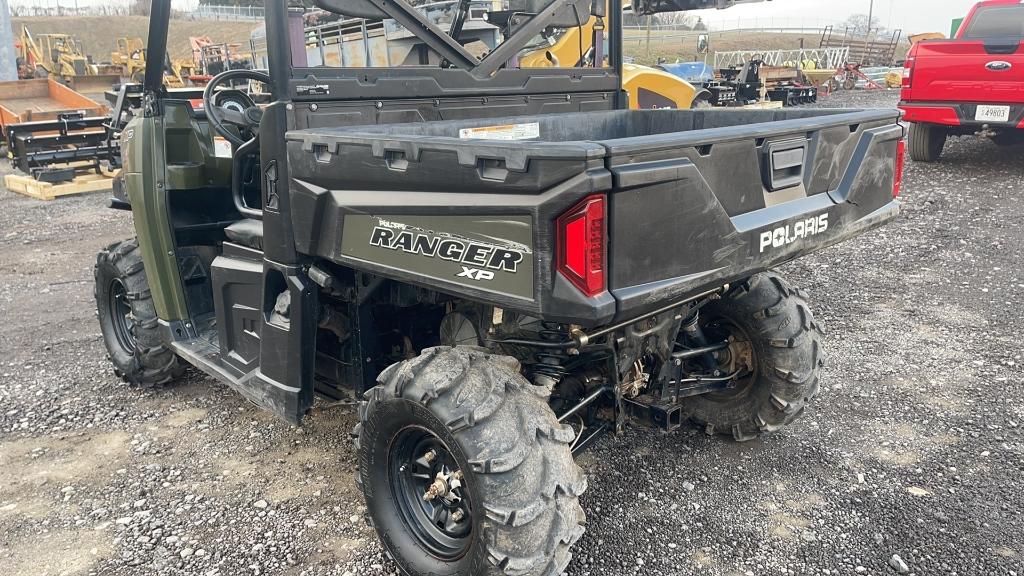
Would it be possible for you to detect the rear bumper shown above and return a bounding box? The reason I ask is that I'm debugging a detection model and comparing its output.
[899,101,1024,129]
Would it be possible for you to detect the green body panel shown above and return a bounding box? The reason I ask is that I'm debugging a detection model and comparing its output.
[123,114,190,322]
[122,102,234,323]
[161,103,234,190]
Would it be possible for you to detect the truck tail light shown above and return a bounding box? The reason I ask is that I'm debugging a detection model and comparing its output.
[894,139,906,198]
[556,195,606,297]
[901,58,914,88]
[901,57,915,99]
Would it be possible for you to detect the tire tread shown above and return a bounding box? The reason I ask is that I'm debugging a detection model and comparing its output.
[356,347,585,576]
[908,123,946,163]
[684,272,824,442]
[95,238,184,388]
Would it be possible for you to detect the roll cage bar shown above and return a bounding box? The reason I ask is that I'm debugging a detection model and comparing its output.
[142,0,765,106]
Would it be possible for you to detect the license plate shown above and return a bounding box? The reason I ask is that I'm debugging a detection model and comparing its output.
[975,105,1010,122]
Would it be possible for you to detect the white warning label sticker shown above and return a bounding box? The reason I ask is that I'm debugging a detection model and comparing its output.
[458,123,541,141]
[213,136,233,158]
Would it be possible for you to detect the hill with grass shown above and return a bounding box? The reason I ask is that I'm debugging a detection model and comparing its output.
[13,16,261,62]
[625,30,825,66]
[13,16,886,71]
[624,28,909,67]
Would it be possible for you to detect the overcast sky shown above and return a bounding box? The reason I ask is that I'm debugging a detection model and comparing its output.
[692,0,980,35]
[15,0,982,37]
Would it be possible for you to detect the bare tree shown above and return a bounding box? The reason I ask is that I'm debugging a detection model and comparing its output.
[659,12,697,29]
[131,0,151,16]
[841,13,886,37]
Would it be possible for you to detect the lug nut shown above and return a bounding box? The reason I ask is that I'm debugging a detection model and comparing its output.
[451,509,465,522]
[424,450,437,463]
[423,477,446,501]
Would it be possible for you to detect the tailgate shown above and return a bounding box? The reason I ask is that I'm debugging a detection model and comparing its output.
[604,110,903,319]
[908,40,1024,104]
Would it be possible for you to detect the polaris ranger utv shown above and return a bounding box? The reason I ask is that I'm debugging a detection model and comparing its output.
[94,1,906,574]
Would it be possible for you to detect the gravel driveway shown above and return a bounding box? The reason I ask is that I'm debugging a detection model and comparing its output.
[0,90,1021,576]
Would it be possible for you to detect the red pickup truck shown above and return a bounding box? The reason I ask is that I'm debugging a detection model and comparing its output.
[900,0,1024,162]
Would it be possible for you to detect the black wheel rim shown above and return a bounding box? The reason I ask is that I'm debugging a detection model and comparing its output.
[697,316,757,401]
[108,278,136,354]
[388,426,473,560]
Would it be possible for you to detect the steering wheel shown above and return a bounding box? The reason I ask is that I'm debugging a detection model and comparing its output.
[203,69,271,148]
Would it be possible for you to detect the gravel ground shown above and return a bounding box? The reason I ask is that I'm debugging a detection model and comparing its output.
[1,89,1022,576]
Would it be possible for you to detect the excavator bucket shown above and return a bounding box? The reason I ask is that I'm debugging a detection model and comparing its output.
[67,74,121,95]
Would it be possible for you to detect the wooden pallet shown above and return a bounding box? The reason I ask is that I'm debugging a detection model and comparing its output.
[3,170,116,201]
[744,100,785,109]
[720,100,784,110]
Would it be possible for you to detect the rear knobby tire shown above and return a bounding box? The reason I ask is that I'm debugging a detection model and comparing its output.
[356,346,586,576]
[908,122,947,162]
[681,273,824,442]
[95,238,185,387]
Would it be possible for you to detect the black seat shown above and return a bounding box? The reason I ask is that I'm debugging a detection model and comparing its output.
[224,219,263,251]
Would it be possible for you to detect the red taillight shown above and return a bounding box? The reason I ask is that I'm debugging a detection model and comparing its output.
[556,195,606,297]
[894,139,906,198]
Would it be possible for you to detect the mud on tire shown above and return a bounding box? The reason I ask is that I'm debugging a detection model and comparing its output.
[355,346,586,576]
[95,238,185,387]
[681,272,825,442]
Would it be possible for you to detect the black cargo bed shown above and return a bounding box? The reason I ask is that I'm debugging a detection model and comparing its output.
[287,108,895,168]
[285,108,903,325]
[291,108,885,141]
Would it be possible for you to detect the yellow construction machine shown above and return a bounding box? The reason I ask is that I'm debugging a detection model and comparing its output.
[518,2,710,108]
[17,26,122,93]
[111,37,192,87]
[111,37,147,80]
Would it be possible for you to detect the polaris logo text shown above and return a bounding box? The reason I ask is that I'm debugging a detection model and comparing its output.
[369,226,524,274]
[759,214,829,253]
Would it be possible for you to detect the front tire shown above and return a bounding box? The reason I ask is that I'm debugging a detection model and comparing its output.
[95,239,185,387]
[908,122,947,162]
[356,347,586,576]
[680,273,824,442]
